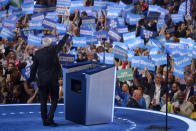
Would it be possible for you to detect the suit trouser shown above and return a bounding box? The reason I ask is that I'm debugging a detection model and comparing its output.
[39,85,59,122]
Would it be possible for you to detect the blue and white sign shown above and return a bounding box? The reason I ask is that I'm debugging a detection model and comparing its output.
[94,0,107,9]
[126,37,145,49]
[108,29,121,41]
[28,34,42,47]
[94,31,108,40]
[72,37,87,47]
[82,17,96,25]
[56,23,67,33]
[57,0,71,7]
[128,51,134,61]
[171,14,184,23]
[108,18,118,29]
[107,9,121,19]
[0,27,16,40]
[70,1,83,14]
[116,26,129,34]
[43,35,56,45]
[22,3,34,14]
[45,11,58,21]
[59,53,75,65]
[34,4,46,13]
[80,27,93,36]
[21,65,31,79]
[117,17,125,26]
[123,31,136,42]
[29,20,43,30]
[186,0,192,16]
[86,36,98,45]
[173,66,184,78]
[0,10,7,18]
[178,2,186,15]
[150,54,167,65]
[174,55,191,67]
[42,18,56,30]
[112,45,128,60]
[31,13,45,21]
[140,28,156,39]
[126,13,144,25]
[124,4,134,13]
[99,53,114,64]
[3,20,16,30]
[180,38,195,48]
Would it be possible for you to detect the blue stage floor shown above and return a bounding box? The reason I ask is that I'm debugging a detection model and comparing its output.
[0,104,195,131]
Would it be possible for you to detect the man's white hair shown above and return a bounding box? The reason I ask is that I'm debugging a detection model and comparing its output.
[42,37,52,47]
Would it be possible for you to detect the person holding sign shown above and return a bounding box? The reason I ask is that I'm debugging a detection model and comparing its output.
[26,33,70,127]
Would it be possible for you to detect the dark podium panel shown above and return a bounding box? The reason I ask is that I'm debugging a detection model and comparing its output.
[62,61,116,125]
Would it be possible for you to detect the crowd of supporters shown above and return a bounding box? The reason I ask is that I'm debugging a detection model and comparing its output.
[0,0,195,119]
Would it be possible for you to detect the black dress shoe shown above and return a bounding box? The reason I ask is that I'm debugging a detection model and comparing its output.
[43,121,50,126]
[48,121,58,127]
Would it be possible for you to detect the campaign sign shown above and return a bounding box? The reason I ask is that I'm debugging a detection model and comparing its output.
[171,48,188,58]
[56,23,67,33]
[149,47,162,55]
[94,31,108,40]
[126,37,145,49]
[155,35,166,42]
[29,20,43,30]
[117,17,125,26]
[56,6,70,16]
[22,3,34,14]
[28,34,42,47]
[0,27,16,40]
[80,27,93,36]
[112,45,128,61]
[57,0,71,7]
[146,39,159,50]
[73,37,87,47]
[45,11,58,21]
[45,5,56,12]
[82,23,96,32]
[108,29,121,41]
[107,9,121,19]
[173,65,184,78]
[148,11,161,20]
[31,13,45,21]
[117,68,133,82]
[3,20,16,30]
[94,0,107,9]
[123,31,136,42]
[150,54,167,65]
[180,38,195,48]
[82,17,96,25]
[186,0,192,16]
[99,53,114,64]
[59,53,75,65]
[43,35,56,45]
[86,36,98,45]
[157,19,165,29]
[70,1,83,14]
[0,10,7,18]
[140,28,156,39]
[174,55,191,67]
[12,8,22,16]
[108,18,118,29]
[116,26,129,34]
[42,18,56,30]
[34,4,46,13]
[124,4,134,13]
[21,65,31,79]
[131,56,143,68]
[171,14,184,23]
[132,56,155,71]
[126,13,144,25]
[128,51,134,61]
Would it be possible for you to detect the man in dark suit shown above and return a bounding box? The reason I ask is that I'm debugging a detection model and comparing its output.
[127,90,143,108]
[27,33,70,126]
[146,73,167,110]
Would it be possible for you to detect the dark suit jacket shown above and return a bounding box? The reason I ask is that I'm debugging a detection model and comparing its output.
[27,34,69,87]
[127,97,141,108]
[146,83,167,102]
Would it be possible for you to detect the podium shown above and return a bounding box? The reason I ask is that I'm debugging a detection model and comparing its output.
[62,61,116,125]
